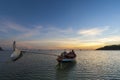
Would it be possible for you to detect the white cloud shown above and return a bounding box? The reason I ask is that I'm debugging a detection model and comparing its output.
[1,21,30,32]
[42,27,74,34]
[78,26,109,36]
[98,36,120,43]
[15,26,42,39]
[14,26,73,40]
[0,20,75,42]
[1,21,119,49]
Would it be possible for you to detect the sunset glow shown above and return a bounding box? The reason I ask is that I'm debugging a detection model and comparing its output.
[0,0,120,50]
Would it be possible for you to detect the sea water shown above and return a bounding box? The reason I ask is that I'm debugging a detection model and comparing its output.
[0,50,120,80]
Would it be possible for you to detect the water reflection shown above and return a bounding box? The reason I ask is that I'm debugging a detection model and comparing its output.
[56,62,76,80]
[1,51,120,80]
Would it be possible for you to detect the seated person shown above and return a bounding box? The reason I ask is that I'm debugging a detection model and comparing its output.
[66,50,76,58]
[61,50,67,58]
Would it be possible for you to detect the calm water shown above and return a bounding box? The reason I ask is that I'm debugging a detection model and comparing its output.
[1,50,120,80]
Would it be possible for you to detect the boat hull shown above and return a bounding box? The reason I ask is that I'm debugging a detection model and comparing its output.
[10,48,22,61]
[57,58,75,62]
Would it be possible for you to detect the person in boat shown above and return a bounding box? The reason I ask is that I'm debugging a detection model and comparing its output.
[57,50,67,61]
[61,50,67,58]
[71,50,76,57]
[66,50,76,58]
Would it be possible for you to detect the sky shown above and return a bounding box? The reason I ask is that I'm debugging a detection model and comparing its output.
[0,0,120,50]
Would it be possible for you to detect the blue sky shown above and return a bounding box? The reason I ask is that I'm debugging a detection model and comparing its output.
[0,0,120,49]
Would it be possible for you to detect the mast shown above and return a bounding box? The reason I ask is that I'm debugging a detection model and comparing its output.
[13,41,16,51]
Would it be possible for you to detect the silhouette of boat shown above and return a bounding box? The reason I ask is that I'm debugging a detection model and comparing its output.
[57,50,76,62]
[10,41,23,61]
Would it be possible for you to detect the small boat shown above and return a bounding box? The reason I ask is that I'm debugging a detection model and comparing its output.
[57,50,76,62]
[10,48,22,61]
[10,41,23,61]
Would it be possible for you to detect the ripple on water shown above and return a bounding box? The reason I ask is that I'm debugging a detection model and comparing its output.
[1,50,120,80]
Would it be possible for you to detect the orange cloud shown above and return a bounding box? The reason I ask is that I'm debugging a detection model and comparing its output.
[78,26,109,36]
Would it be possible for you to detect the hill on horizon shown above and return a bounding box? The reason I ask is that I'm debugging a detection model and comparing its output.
[96,45,120,50]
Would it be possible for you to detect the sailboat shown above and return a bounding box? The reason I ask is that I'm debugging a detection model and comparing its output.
[10,41,23,61]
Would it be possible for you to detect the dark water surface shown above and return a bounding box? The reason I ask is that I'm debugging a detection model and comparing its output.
[0,50,120,80]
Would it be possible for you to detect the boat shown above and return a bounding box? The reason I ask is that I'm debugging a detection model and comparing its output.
[57,50,76,62]
[10,41,23,61]
[10,48,23,61]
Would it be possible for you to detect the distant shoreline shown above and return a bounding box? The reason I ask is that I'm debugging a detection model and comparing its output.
[96,45,120,50]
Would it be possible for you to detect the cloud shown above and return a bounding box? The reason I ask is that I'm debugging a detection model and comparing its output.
[78,26,109,36]
[0,28,8,33]
[15,25,42,39]
[98,36,120,43]
[1,21,30,32]
[0,20,75,41]
[14,26,73,41]
[42,27,74,35]
[1,21,119,50]
[16,37,106,49]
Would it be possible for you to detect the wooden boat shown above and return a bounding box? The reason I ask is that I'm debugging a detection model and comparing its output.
[57,50,76,62]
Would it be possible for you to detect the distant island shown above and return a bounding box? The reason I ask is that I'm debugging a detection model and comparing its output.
[0,47,3,51]
[96,45,120,50]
